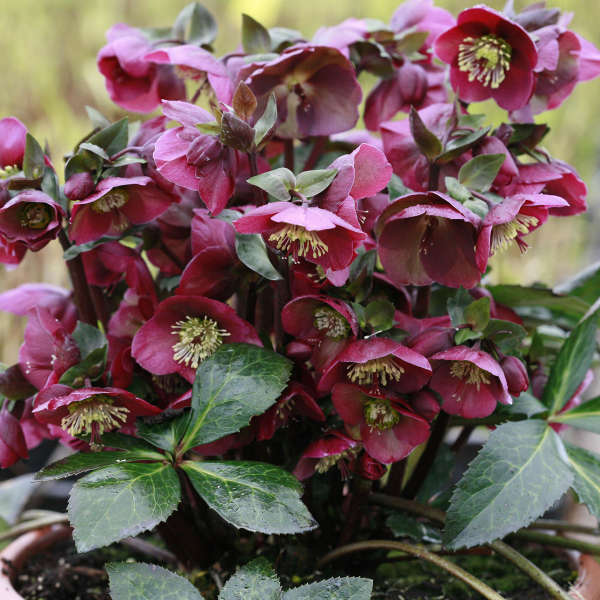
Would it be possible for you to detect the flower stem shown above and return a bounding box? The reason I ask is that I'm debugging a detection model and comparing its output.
[302,136,326,171]
[317,540,507,600]
[514,529,600,556]
[284,139,295,172]
[413,285,431,318]
[528,519,600,535]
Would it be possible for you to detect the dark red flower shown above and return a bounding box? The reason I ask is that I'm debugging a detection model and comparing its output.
[0,117,27,171]
[434,6,538,110]
[0,407,28,468]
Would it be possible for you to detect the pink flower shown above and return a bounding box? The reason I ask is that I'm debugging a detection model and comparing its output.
[390,0,455,48]
[376,192,484,289]
[311,18,367,57]
[317,337,431,396]
[0,236,26,268]
[97,24,185,113]
[429,346,512,418]
[0,190,64,251]
[131,296,261,383]
[0,117,27,170]
[235,203,365,271]
[70,176,175,244]
[0,407,28,468]
[434,6,538,110]
[332,383,430,464]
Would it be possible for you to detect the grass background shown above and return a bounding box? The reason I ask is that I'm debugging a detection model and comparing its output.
[0,0,599,363]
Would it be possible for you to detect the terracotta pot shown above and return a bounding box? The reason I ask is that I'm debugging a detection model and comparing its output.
[569,554,600,600]
[0,524,72,600]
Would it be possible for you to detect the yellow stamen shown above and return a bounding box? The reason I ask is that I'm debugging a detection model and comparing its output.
[450,360,491,391]
[60,396,129,437]
[491,214,539,254]
[269,224,328,258]
[458,34,512,89]
[313,306,350,340]
[171,315,230,369]
[0,164,20,179]
[363,399,401,431]
[19,203,52,229]
[92,188,129,213]
[315,446,360,474]
[347,357,405,387]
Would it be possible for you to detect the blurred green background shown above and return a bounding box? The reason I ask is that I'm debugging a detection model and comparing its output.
[0,0,599,363]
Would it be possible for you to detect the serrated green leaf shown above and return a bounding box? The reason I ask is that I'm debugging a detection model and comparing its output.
[542,307,599,415]
[23,134,45,179]
[107,561,204,600]
[182,460,316,534]
[180,344,291,452]
[565,443,600,521]
[97,432,160,453]
[86,118,129,157]
[36,450,164,481]
[235,233,283,281]
[0,475,36,525]
[283,578,373,600]
[242,14,271,54]
[549,396,600,433]
[409,106,442,160]
[295,169,337,198]
[68,462,181,552]
[387,513,442,544]
[254,94,277,147]
[554,260,600,306]
[447,287,472,327]
[443,420,572,549]
[444,177,472,203]
[247,168,295,201]
[464,297,490,332]
[458,154,505,192]
[59,324,108,386]
[136,413,190,453]
[505,390,546,418]
[219,558,282,600]
[72,322,106,357]
[437,128,490,164]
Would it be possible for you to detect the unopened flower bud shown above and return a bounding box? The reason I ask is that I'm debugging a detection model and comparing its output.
[220,112,255,152]
[356,453,386,481]
[407,327,454,357]
[410,390,440,421]
[186,136,222,166]
[0,364,37,400]
[64,172,95,200]
[500,355,529,396]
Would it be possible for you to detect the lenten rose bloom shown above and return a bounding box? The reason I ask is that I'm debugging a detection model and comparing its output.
[0,407,28,468]
[429,346,512,418]
[131,296,261,383]
[0,117,27,172]
[332,383,430,464]
[70,176,176,244]
[434,6,538,111]
[235,203,365,271]
[376,192,484,289]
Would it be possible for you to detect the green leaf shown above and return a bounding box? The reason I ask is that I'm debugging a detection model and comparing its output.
[36,450,164,481]
[107,561,204,600]
[437,127,490,164]
[72,321,106,357]
[444,177,472,203]
[387,513,442,544]
[347,249,377,303]
[242,14,272,54]
[59,322,108,386]
[365,299,395,332]
[182,460,316,534]
[447,288,472,327]
[269,27,302,52]
[254,94,278,147]
[283,578,373,600]
[0,475,36,525]
[235,234,283,281]
[181,344,292,452]
[443,420,573,549]
[219,558,282,600]
[85,106,111,129]
[79,142,110,160]
[505,390,546,418]
[409,106,442,160]
[295,169,337,198]
[541,306,599,414]
[247,168,295,201]
[110,155,146,168]
[86,118,129,157]
[69,462,181,552]
[464,297,490,332]
[387,173,414,199]
[416,443,455,503]
[62,236,120,260]
[454,329,482,345]
[482,319,527,353]
[97,432,160,453]
[565,443,600,521]
[136,413,190,453]
[554,260,600,306]
[458,154,505,192]
[22,134,45,179]
[549,396,600,433]
[172,3,217,46]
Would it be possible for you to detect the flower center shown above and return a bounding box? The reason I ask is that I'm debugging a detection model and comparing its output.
[60,396,129,438]
[92,188,129,213]
[314,446,360,475]
[450,360,491,391]
[269,225,328,259]
[491,214,539,254]
[363,399,401,431]
[175,65,207,82]
[19,203,52,229]
[0,164,20,179]
[171,315,231,369]
[313,306,350,339]
[458,34,512,89]
[347,356,405,388]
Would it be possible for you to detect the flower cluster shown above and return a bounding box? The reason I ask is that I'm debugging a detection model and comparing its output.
[0,0,598,487]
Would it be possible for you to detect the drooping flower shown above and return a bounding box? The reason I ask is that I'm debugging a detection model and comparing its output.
[376,192,484,289]
[429,346,512,418]
[0,117,27,172]
[332,383,430,464]
[70,176,176,244]
[390,0,455,48]
[131,296,261,383]
[235,203,365,271]
[434,6,538,110]
[0,406,28,468]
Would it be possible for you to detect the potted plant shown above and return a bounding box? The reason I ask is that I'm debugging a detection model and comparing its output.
[1,1,600,598]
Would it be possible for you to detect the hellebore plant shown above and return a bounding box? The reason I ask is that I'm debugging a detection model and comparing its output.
[2,2,600,598]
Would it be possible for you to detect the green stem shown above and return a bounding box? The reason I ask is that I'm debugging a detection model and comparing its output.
[0,514,69,542]
[317,540,507,600]
[528,519,600,536]
[514,529,600,556]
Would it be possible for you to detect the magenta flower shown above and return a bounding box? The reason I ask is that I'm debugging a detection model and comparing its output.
[245,45,362,138]
[332,383,430,464]
[434,6,538,110]
[70,176,175,244]
[0,407,28,468]
[293,430,360,480]
[0,283,77,326]
[311,18,367,57]
[0,236,26,268]
[153,101,239,216]
[235,203,365,271]
[0,117,27,171]
[429,346,512,418]
[97,24,185,113]
[390,0,455,47]
[376,192,484,289]
[0,190,64,251]
[499,355,529,396]
[33,385,160,444]
[131,296,261,383]
[317,337,431,396]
